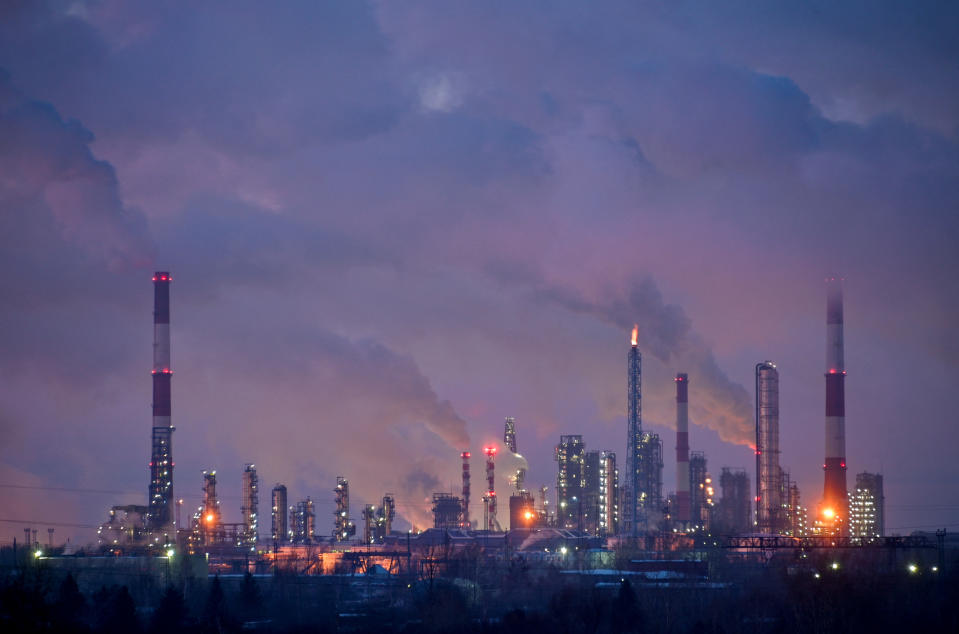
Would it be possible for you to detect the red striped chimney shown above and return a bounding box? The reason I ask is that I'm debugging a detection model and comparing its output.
[823,277,848,534]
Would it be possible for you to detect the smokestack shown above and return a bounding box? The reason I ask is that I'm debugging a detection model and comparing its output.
[624,325,642,536]
[148,272,175,534]
[461,451,471,528]
[675,373,690,524]
[823,278,848,534]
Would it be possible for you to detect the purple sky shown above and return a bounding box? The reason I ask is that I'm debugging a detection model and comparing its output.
[1,1,958,542]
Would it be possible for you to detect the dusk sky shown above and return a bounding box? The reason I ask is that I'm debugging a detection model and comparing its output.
[1,1,957,542]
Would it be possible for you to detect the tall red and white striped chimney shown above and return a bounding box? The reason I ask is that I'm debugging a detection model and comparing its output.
[675,373,690,524]
[822,277,848,533]
[148,272,175,534]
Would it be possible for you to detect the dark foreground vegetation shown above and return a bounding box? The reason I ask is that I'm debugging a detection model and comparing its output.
[1,562,957,633]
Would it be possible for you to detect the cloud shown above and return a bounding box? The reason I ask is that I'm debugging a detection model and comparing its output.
[0,70,152,268]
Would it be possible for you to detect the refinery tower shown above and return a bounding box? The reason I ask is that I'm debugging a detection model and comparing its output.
[822,278,848,534]
[148,272,175,533]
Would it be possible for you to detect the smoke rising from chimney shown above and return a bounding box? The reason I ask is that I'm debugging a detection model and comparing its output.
[536,276,754,446]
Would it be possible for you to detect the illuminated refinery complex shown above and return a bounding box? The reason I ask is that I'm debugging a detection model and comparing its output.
[90,271,906,573]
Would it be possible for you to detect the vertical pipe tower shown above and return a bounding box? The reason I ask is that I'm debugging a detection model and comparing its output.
[484,446,497,530]
[822,278,848,533]
[755,361,781,533]
[624,325,642,536]
[148,272,175,534]
[675,373,690,524]
[461,451,471,528]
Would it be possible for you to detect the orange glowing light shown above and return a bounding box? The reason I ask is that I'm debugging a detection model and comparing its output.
[631,324,639,347]
[205,513,215,523]
[822,508,835,519]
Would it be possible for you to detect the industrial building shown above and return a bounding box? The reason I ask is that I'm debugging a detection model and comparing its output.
[555,434,585,529]
[716,467,751,534]
[363,494,396,543]
[432,493,464,529]
[291,497,315,544]
[780,471,808,537]
[97,505,149,547]
[271,484,288,543]
[334,477,356,541]
[755,361,784,534]
[688,452,712,531]
[509,491,537,529]
[583,450,618,536]
[850,472,884,541]
[241,464,258,548]
[675,374,691,525]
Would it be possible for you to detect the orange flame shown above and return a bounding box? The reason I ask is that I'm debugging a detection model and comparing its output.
[630,324,639,347]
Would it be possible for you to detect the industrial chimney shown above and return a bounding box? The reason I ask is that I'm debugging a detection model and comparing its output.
[148,272,175,535]
[822,278,848,534]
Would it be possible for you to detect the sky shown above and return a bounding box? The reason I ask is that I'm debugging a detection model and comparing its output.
[1,1,957,544]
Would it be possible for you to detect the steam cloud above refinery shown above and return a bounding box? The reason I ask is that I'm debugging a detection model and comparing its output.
[1,1,958,539]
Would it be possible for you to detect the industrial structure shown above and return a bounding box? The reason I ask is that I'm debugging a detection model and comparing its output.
[200,470,221,544]
[850,472,884,542]
[781,471,808,537]
[755,361,783,534]
[334,477,355,541]
[148,272,175,538]
[583,450,618,536]
[689,451,712,531]
[675,373,691,525]
[432,493,464,529]
[509,490,537,529]
[624,325,642,536]
[504,417,527,491]
[241,464,258,549]
[716,468,751,534]
[504,417,517,453]
[363,495,396,544]
[483,446,500,531]
[556,435,585,530]
[98,505,149,546]
[84,270,902,580]
[292,498,315,544]
[461,451,471,528]
[623,325,664,536]
[271,484,288,544]
[822,278,849,535]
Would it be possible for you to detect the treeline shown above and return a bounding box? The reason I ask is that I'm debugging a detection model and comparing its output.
[1,564,957,633]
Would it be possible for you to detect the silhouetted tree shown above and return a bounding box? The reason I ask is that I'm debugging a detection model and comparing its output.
[237,572,261,622]
[202,575,235,633]
[611,579,644,634]
[52,573,87,632]
[99,586,138,634]
[152,586,188,633]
